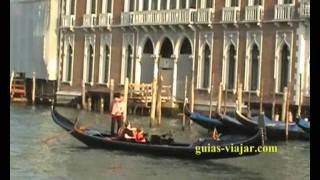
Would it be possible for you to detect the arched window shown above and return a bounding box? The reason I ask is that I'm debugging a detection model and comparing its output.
[151,0,158,10]
[202,45,210,88]
[70,0,75,15]
[126,45,133,81]
[180,0,186,9]
[228,44,236,89]
[231,0,239,7]
[64,44,73,82]
[91,0,96,14]
[254,0,262,6]
[161,0,167,10]
[67,45,73,81]
[279,44,290,92]
[170,0,176,9]
[284,0,292,4]
[87,45,94,83]
[129,0,135,11]
[143,0,149,10]
[103,45,110,83]
[160,38,173,58]
[206,0,213,8]
[143,38,153,54]
[107,0,112,13]
[250,44,259,91]
[190,0,196,8]
[180,38,192,54]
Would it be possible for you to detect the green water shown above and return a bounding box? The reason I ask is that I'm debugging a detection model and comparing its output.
[10,104,310,180]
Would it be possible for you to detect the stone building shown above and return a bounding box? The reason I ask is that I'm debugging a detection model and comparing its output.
[57,0,310,116]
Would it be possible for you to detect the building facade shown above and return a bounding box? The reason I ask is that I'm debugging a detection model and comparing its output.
[57,0,310,116]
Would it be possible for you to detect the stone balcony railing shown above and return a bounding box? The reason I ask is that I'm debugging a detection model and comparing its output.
[122,9,197,26]
[99,13,113,27]
[299,0,310,18]
[222,7,240,23]
[83,14,97,27]
[274,4,295,21]
[61,15,75,28]
[121,9,215,26]
[194,8,214,24]
[244,5,263,22]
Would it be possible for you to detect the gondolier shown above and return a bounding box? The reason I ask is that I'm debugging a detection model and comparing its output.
[110,93,124,136]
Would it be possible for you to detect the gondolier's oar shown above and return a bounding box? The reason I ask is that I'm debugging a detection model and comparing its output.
[41,111,90,145]
[41,121,95,145]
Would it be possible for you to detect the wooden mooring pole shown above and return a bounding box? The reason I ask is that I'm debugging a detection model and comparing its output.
[281,87,288,140]
[182,76,188,130]
[32,72,36,104]
[272,78,276,120]
[10,71,15,96]
[109,79,114,112]
[82,80,86,109]
[156,75,162,126]
[237,83,243,113]
[123,78,129,124]
[190,74,195,126]
[285,83,292,140]
[248,74,252,117]
[150,79,157,127]
[209,75,214,119]
[100,97,104,113]
[224,85,227,115]
[259,81,264,114]
[216,82,223,114]
[297,74,302,117]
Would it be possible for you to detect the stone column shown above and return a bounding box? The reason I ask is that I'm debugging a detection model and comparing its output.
[172,55,178,98]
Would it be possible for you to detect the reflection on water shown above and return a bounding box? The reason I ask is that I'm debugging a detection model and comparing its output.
[10,104,310,180]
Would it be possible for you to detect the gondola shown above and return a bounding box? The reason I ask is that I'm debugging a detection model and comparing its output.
[51,106,263,160]
[183,103,254,134]
[296,118,310,133]
[235,110,309,140]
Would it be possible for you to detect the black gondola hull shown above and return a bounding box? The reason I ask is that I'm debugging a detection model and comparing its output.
[51,106,263,160]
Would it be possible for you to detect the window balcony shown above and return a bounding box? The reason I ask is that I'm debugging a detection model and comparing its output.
[244,5,263,23]
[274,4,295,21]
[61,15,75,29]
[83,14,97,27]
[121,9,197,26]
[222,7,240,23]
[299,0,310,18]
[98,13,113,28]
[195,8,214,25]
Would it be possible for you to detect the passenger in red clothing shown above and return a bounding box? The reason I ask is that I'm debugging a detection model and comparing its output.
[110,93,124,136]
[134,128,146,143]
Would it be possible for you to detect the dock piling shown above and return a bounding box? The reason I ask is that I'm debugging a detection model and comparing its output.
[150,79,157,127]
[32,72,36,104]
[209,75,214,119]
[123,78,129,124]
[10,71,15,96]
[224,85,227,115]
[82,80,86,109]
[281,87,288,140]
[297,74,302,117]
[109,79,114,112]
[100,97,104,113]
[182,76,188,130]
[216,82,223,114]
[259,81,264,114]
[156,75,162,126]
[272,78,276,120]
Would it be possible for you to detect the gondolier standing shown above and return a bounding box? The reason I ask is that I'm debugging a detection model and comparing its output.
[110,93,124,136]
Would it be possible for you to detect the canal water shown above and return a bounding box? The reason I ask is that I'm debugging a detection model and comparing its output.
[10,104,310,180]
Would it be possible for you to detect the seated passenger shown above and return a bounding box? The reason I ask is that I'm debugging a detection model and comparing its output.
[134,128,146,143]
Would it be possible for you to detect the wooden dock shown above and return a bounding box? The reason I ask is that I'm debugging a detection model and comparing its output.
[127,83,173,114]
